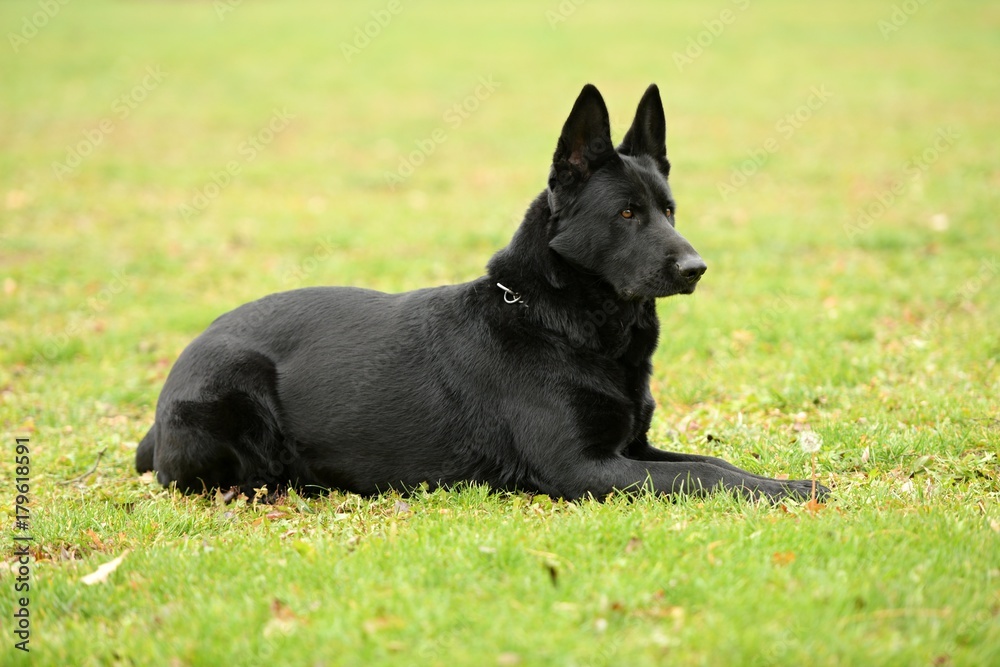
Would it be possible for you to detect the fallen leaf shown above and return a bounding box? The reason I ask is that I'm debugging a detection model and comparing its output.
[362,615,404,635]
[544,562,559,585]
[80,550,129,585]
[264,598,300,637]
[625,537,642,554]
[731,329,754,345]
[270,598,296,620]
[706,540,724,565]
[393,500,411,515]
[772,551,796,566]
[5,190,28,209]
[265,511,287,520]
[85,529,105,550]
[635,605,685,620]
[805,499,826,514]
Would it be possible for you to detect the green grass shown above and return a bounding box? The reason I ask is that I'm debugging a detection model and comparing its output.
[2,0,999,664]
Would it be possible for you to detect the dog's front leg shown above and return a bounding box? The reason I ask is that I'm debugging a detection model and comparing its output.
[566,456,814,502]
[624,441,829,499]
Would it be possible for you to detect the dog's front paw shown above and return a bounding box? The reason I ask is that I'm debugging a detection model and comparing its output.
[741,478,830,503]
[776,478,830,502]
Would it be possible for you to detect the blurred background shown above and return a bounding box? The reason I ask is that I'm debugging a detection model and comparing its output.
[1,0,997,454]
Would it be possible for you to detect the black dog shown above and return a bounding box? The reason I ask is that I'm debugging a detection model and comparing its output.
[137,84,827,502]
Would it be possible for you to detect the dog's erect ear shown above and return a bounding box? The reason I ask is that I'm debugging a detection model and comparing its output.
[550,84,617,189]
[618,83,670,177]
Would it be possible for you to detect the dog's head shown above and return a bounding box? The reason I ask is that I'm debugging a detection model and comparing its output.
[547,84,706,300]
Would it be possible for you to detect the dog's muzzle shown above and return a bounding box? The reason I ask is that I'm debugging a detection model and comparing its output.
[676,255,707,284]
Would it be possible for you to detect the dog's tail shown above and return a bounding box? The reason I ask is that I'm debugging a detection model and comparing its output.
[136,426,156,473]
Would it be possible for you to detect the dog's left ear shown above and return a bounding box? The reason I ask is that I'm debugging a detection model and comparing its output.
[618,83,670,178]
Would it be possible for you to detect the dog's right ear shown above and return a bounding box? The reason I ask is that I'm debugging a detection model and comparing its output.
[550,84,617,190]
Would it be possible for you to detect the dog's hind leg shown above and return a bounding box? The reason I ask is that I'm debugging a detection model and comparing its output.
[135,427,156,473]
[152,349,306,496]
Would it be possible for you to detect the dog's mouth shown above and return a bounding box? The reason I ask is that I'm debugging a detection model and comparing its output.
[624,263,706,300]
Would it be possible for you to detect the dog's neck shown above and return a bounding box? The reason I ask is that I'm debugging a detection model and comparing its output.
[486,192,659,361]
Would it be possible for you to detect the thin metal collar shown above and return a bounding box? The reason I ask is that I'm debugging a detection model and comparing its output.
[496,282,527,306]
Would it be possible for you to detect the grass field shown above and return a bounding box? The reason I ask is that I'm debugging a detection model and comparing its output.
[2,0,999,664]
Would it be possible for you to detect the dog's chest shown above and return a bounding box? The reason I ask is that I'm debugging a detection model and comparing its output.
[566,354,651,451]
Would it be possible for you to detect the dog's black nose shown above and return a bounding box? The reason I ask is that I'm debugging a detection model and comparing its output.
[676,256,707,283]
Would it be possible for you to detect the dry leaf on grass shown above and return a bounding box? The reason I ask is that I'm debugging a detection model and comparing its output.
[706,540,724,565]
[772,551,796,566]
[805,499,826,514]
[362,615,404,636]
[81,550,130,585]
[85,529,105,550]
[263,598,301,638]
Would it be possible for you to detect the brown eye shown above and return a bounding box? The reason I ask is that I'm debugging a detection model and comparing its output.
[620,209,634,219]
[666,209,673,217]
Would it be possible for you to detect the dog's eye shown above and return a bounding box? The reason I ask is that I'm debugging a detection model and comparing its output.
[620,209,634,220]
[665,208,673,217]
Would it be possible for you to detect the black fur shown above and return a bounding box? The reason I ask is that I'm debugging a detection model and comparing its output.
[137,84,829,502]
